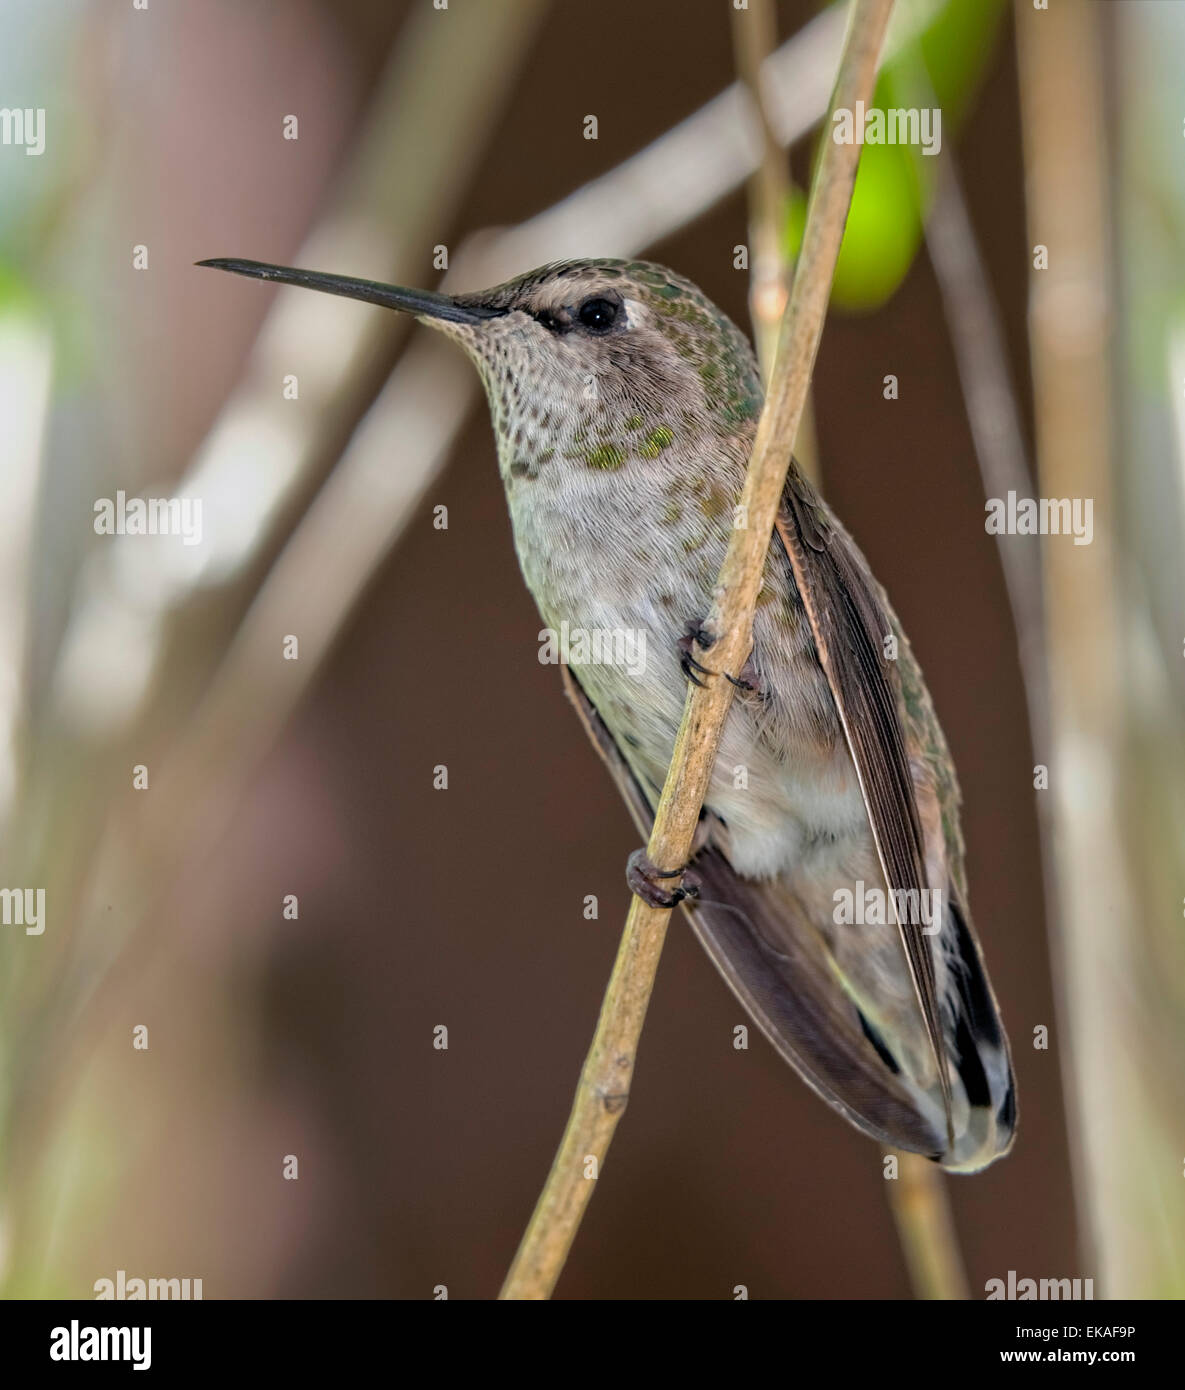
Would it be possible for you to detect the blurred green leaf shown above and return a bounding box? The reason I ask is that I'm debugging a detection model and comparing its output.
[832,139,925,310]
[0,258,37,316]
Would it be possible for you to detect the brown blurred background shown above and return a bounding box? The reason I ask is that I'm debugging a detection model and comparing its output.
[3,0,1178,1300]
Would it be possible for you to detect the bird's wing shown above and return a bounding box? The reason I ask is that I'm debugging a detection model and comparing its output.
[773,465,953,1142]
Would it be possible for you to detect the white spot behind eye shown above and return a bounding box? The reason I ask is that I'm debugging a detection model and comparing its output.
[622,299,648,330]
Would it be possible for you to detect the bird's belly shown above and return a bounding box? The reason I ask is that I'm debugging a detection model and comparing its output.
[561,598,871,883]
[513,491,871,881]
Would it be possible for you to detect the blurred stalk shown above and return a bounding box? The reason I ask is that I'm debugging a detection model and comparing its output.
[730,0,819,481]
[1015,0,1134,1296]
[732,0,791,370]
[911,81,1070,1290]
[0,313,52,820]
[925,161,1046,743]
[1109,0,1185,1296]
[885,1151,969,1299]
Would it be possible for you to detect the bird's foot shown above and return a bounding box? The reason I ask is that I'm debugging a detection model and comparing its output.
[626,849,701,909]
[678,618,763,696]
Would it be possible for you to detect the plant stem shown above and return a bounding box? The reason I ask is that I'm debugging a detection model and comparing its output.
[885,1152,970,1299]
[731,0,792,378]
[1015,0,1121,1293]
[730,0,820,481]
[498,0,895,1300]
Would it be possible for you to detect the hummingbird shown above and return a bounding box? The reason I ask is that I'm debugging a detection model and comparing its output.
[199,254,1016,1172]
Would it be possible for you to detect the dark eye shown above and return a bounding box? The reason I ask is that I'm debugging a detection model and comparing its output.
[578,297,618,331]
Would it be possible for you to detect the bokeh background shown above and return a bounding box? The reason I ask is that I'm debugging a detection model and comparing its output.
[0,0,1181,1299]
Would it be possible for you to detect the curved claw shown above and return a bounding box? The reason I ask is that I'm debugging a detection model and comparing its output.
[678,620,716,688]
[725,658,764,696]
[680,650,710,688]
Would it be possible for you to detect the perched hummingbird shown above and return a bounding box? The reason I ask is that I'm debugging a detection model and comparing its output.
[200,254,1016,1172]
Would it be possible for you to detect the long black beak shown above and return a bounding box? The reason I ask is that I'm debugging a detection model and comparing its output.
[196,258,503,325]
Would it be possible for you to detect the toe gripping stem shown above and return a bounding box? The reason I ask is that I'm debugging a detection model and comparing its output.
[626,849,701,909]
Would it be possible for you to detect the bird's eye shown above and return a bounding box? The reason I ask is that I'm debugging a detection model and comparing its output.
[577,297,618,331]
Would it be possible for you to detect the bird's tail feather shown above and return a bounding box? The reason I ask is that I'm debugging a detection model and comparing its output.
[687,848,1016,1172]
